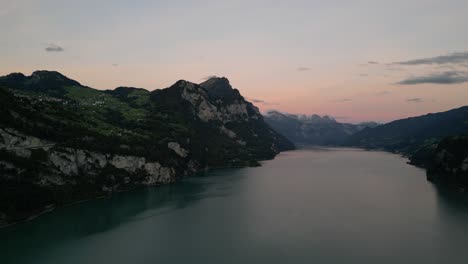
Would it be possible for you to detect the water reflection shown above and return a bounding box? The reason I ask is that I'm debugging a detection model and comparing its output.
[434,184,468,217]
[432,183,468,262]
[2,149,468,264]
[0,168,245,263]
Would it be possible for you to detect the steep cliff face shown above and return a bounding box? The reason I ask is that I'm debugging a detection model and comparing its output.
[0,71,294,226]
[1,129,178,185]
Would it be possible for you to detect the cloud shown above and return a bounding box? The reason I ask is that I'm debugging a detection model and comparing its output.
[334,116,351,120]
[406,98,424,103]
[201,75,218,81]
[297,67,310,72]
[396,71,468,85]
[248,97,280,106]
[45,44,64,52]
[112,63,119,67]
[359,61,379,66]
[333,98,352,103]
[376,90,391,95]
[394,51,468,65]
[359,73,369,77]
[251,98,264,103]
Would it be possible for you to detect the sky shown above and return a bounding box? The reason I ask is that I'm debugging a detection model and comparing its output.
[1,0,468,123]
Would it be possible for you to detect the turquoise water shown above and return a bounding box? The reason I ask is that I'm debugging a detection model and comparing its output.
[2,148,468,264]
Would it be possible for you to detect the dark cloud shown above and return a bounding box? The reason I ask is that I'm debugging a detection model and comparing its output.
[406,98,424,103]
[201,75,218,81]
[247,97,280,106]
[334,116,351,120]
[359,61,379,66]
[45,44,64,52]
[394,51,468,65]
[297,67,310,72]
[251,98,265,103]
[397,71,468,85]
[112,63,119,67]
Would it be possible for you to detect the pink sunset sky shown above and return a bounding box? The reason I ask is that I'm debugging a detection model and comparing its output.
[1,0,468,123]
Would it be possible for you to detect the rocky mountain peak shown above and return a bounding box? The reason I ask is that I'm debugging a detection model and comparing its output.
[201,76,230,87]
[298,114,337,124]
[175,80,197,90]
[265,110,289,120]
[30,70,81,86]
[199,77,242,101]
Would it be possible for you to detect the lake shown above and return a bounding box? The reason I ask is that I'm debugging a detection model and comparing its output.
[2,148,468,264]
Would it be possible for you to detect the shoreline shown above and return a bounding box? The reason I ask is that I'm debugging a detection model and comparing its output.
[0,151,286,229]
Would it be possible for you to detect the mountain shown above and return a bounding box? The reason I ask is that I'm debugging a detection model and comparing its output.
[345,106,468,189]
[0,71,294,225]
[264,110,379,145]
[422,135,468,187]
[345,106,468,153]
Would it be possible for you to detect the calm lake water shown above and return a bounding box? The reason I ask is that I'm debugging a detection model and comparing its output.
[2,148,468,264]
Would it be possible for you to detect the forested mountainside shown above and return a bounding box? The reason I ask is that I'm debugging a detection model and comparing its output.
[345,106,468,189]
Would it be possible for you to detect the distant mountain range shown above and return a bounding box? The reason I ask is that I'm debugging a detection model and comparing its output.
[264,110,379,146]
[0,71,294,225]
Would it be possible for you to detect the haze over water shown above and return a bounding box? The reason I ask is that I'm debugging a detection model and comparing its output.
[2,148,468,264]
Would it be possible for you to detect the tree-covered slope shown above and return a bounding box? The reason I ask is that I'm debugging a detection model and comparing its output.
[345,106,468,153]
[408,135,468,188]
